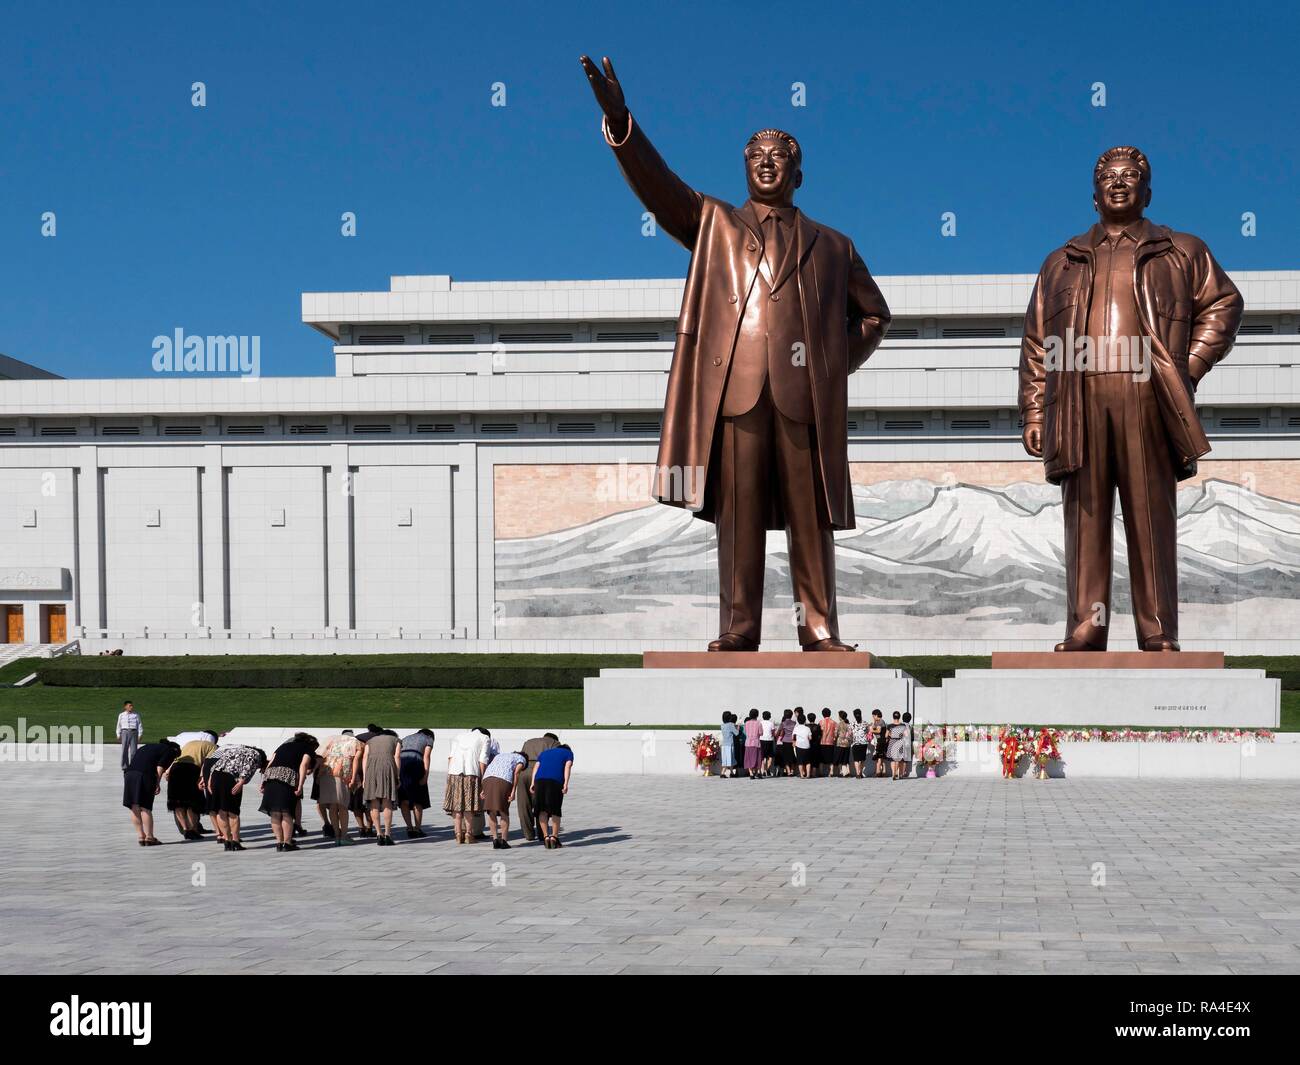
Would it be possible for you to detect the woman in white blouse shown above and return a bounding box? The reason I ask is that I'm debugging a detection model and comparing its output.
[442,728,490,844]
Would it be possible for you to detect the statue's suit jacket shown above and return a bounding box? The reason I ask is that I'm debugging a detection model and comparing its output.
[604,114,891,530]
[1018,218,1243,484]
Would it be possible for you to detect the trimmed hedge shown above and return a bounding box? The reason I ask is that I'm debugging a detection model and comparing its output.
[29,652,1300,691]
[35,653,640,690]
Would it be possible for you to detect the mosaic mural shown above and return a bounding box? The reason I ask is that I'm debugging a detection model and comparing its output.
[493,462,1300,644]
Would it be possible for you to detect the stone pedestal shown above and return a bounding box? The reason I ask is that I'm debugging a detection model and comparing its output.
[990,651,1225,669]
[584,654,912,726]
[917,666,1279,728]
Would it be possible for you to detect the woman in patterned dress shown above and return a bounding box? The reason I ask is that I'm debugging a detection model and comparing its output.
[886,711,909,780]
[317,732,362,845]
[850,709,870,779]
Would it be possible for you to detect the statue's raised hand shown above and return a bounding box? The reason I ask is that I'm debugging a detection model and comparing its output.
[580,55,628,139]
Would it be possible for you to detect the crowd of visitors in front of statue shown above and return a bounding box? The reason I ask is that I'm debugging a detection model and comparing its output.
[717,707,915,780]
[117,703,575,852]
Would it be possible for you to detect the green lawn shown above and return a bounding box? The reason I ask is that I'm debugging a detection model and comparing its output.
[1281,690,1299,731]
[0,686,583,737]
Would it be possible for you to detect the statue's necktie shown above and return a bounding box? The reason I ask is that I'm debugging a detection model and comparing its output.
[764,213,787,283]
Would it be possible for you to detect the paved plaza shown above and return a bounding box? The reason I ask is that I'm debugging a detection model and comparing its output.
[2,759,1299,975]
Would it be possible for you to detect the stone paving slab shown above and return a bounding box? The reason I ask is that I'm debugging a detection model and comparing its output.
[1,762,1299,974]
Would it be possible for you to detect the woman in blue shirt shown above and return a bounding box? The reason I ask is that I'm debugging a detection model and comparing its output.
[531,743,574,849]
[720,713,739,778]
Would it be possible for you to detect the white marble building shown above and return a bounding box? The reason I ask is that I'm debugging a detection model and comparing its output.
[3,270,1300,656]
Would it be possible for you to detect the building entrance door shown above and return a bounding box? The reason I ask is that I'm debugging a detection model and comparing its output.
[47,605,67,644]
[4,607,24,644]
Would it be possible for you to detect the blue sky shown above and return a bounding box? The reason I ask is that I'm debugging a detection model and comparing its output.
[2,0,1296,379]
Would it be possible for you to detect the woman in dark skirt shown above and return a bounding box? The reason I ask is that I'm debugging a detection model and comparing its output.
[166,733,216,840]
[208,745,267,850]
[872,709,889,777]
[198,753,225,843]
[260,733,318,852]
[123,741,181,846]
[397,728,435,838]
[165,761,203,826]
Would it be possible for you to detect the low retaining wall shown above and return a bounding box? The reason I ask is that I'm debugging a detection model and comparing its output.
[221,728,1300,779]
[5,733,1297,779]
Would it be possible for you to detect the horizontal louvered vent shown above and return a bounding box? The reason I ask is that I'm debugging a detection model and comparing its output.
[883,419,925,432]
[1218,416,1261,429]
[290,424,328,435]
[426,334,476,344]
[480,422,519,434]
[163,425,202,436]
[887,328,921,339]
[416,423,456,434]
[621,420,661,433]
[596,331,661,342]
[498,332,574,343]
[556,422,597,434]
[39,426,77,436]
[942,327,1006,339]
[950,418,992,430]
[1237,324,1275,335]
[101,426,141,436]
[352,424,392,435]
[358,335,405,345]
[0,427,17,436]
[224,424,265,436]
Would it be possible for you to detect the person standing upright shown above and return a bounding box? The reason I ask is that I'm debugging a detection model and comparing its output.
[116,700,141,771]
[818,709,838,777]
[742,709,763,779]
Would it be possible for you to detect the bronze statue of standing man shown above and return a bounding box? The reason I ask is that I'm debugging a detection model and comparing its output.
[581,56,891,652]
[1019,146,1243,651]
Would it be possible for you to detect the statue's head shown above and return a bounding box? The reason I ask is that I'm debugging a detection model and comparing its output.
[745,129,802,206]
[1093,145,1151,224]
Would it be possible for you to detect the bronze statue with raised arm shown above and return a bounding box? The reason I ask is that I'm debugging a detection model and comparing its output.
[581,56,891,652]
[1018,146,1243,652]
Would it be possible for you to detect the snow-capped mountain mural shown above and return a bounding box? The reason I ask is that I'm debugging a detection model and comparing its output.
[493,472,1300,643]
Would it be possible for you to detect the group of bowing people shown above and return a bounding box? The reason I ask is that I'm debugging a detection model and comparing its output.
[120,723,576,851]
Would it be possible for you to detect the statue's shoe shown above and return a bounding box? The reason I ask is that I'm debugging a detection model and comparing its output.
[708,633,758,652]
[802,638,858,652]
[1053,637,1105,652]
[1140,636,1180,652]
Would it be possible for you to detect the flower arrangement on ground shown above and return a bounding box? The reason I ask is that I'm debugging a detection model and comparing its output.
[920,735,946,778]
[1031,727,1062,779]
[690,732,720,775]
[997,727,1024,779]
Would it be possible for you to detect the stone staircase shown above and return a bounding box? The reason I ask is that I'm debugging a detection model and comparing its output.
[0,640,79,673]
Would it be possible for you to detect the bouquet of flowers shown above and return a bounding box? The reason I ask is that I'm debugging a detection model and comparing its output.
[920,736,946,778]
[689,732,721,775]
[997,727,1024,779]
[1031,728,1062,779]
